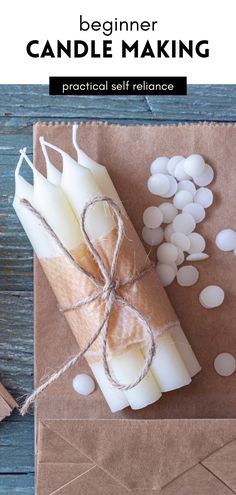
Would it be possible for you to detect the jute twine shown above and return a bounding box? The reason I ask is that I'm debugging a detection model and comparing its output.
[20,196,156,415]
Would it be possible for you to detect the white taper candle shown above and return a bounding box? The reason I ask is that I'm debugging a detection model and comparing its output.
[72,125,123,209]
[71,130,196,391]
[170,326,201,377]
[13,150,129,412]
[42,140,115,240]
[13,150,60,259]
[40,137,62,185]
[72,124,201,384]
[41,141,162,410]
[150,334,191,391]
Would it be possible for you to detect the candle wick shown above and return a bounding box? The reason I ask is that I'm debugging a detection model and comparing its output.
[19,149,34,171]
[72,124,80,161]
[42,140,65,157]
[39,136,52,168]
[15,147,27,178]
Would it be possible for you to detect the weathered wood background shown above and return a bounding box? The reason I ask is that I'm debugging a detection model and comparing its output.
[0,85,235,494]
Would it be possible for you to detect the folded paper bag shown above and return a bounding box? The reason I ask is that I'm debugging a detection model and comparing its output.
[37,419,236,494]
[33,122,236,495]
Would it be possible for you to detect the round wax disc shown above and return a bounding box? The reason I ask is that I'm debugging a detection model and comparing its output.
[173,213,196,235]
[199,285,225,309]
[215,229,236,251]
[177,265,199,287]
[143,206,163,228]
[167,155,184,176]
[147,173,170,196]
[150,156,169,175]
[142,226,164,246]
[174,159,191,181]
[194,164,214,187]
[194,187,213,208]
[159,202,178,223]
[171,232,191,251]
[187,233,206,254]
[161,176,178,198]
[173,190,193,210]
[186,253,209,261]
[177,180,196,196]
[183,202,206,223]
[157,242,179,263]
[73,374,95,396]
[214,353,236,377]
[184,154,205,178]
[164,223,175,242]
[156,263,176,287]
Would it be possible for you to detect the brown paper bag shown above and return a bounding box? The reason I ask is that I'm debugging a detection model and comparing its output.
[34,122,236,494]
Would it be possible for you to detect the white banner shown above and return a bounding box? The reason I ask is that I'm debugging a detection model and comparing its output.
[0,0,235,84]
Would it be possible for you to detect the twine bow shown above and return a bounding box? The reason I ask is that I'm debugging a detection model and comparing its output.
[20,196,156,415]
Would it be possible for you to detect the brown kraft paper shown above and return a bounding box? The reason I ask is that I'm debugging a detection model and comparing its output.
[33,122,236,495]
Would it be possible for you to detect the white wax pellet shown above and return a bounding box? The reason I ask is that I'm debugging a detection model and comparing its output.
[173,213,196,235]
[143,206,163,229]
[142,226,164,246]
[177,180,196,196]
[164,223,175,242]
[156,263,176,287]
[173,190,193,210]
[194,164,214,187]
[147,173,170,196]
[186,252,209,261]
[161,176,178,198]
[171,232,191,251]
[150,157,169,175]
[157,242,178,263]
[214,353,236,377]
[167,155,184,176]
[187,233,206,254]
[175,248,185,266]
[194,187,213,208]
[199,285,225,309]
[199,298,210,309]
[215,229,236,251]
[174,159,191,181]
[73,373,95,396]
[159,202,178,223]
[184,154,205,178]
[183,203,206,223]
[177,265,199,287]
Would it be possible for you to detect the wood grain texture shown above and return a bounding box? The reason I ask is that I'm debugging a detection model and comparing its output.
[0,84,235,493]
[0,475,34,495]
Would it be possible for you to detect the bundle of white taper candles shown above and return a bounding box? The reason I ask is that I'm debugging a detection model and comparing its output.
[13,125,201,412]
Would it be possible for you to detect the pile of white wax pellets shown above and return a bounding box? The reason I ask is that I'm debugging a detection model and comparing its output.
[143,154,214,289]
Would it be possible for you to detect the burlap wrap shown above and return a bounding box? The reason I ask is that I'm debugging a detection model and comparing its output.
[40,214,179,364]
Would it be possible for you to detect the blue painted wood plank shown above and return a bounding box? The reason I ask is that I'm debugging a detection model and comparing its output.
[148,85,236,120]
[0,292,33,393]
[0,85,235,122]
[0,474,34,494]
[0,416,34,473]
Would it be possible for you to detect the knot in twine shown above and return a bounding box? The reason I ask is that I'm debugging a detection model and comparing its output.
[20,196,156,415]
